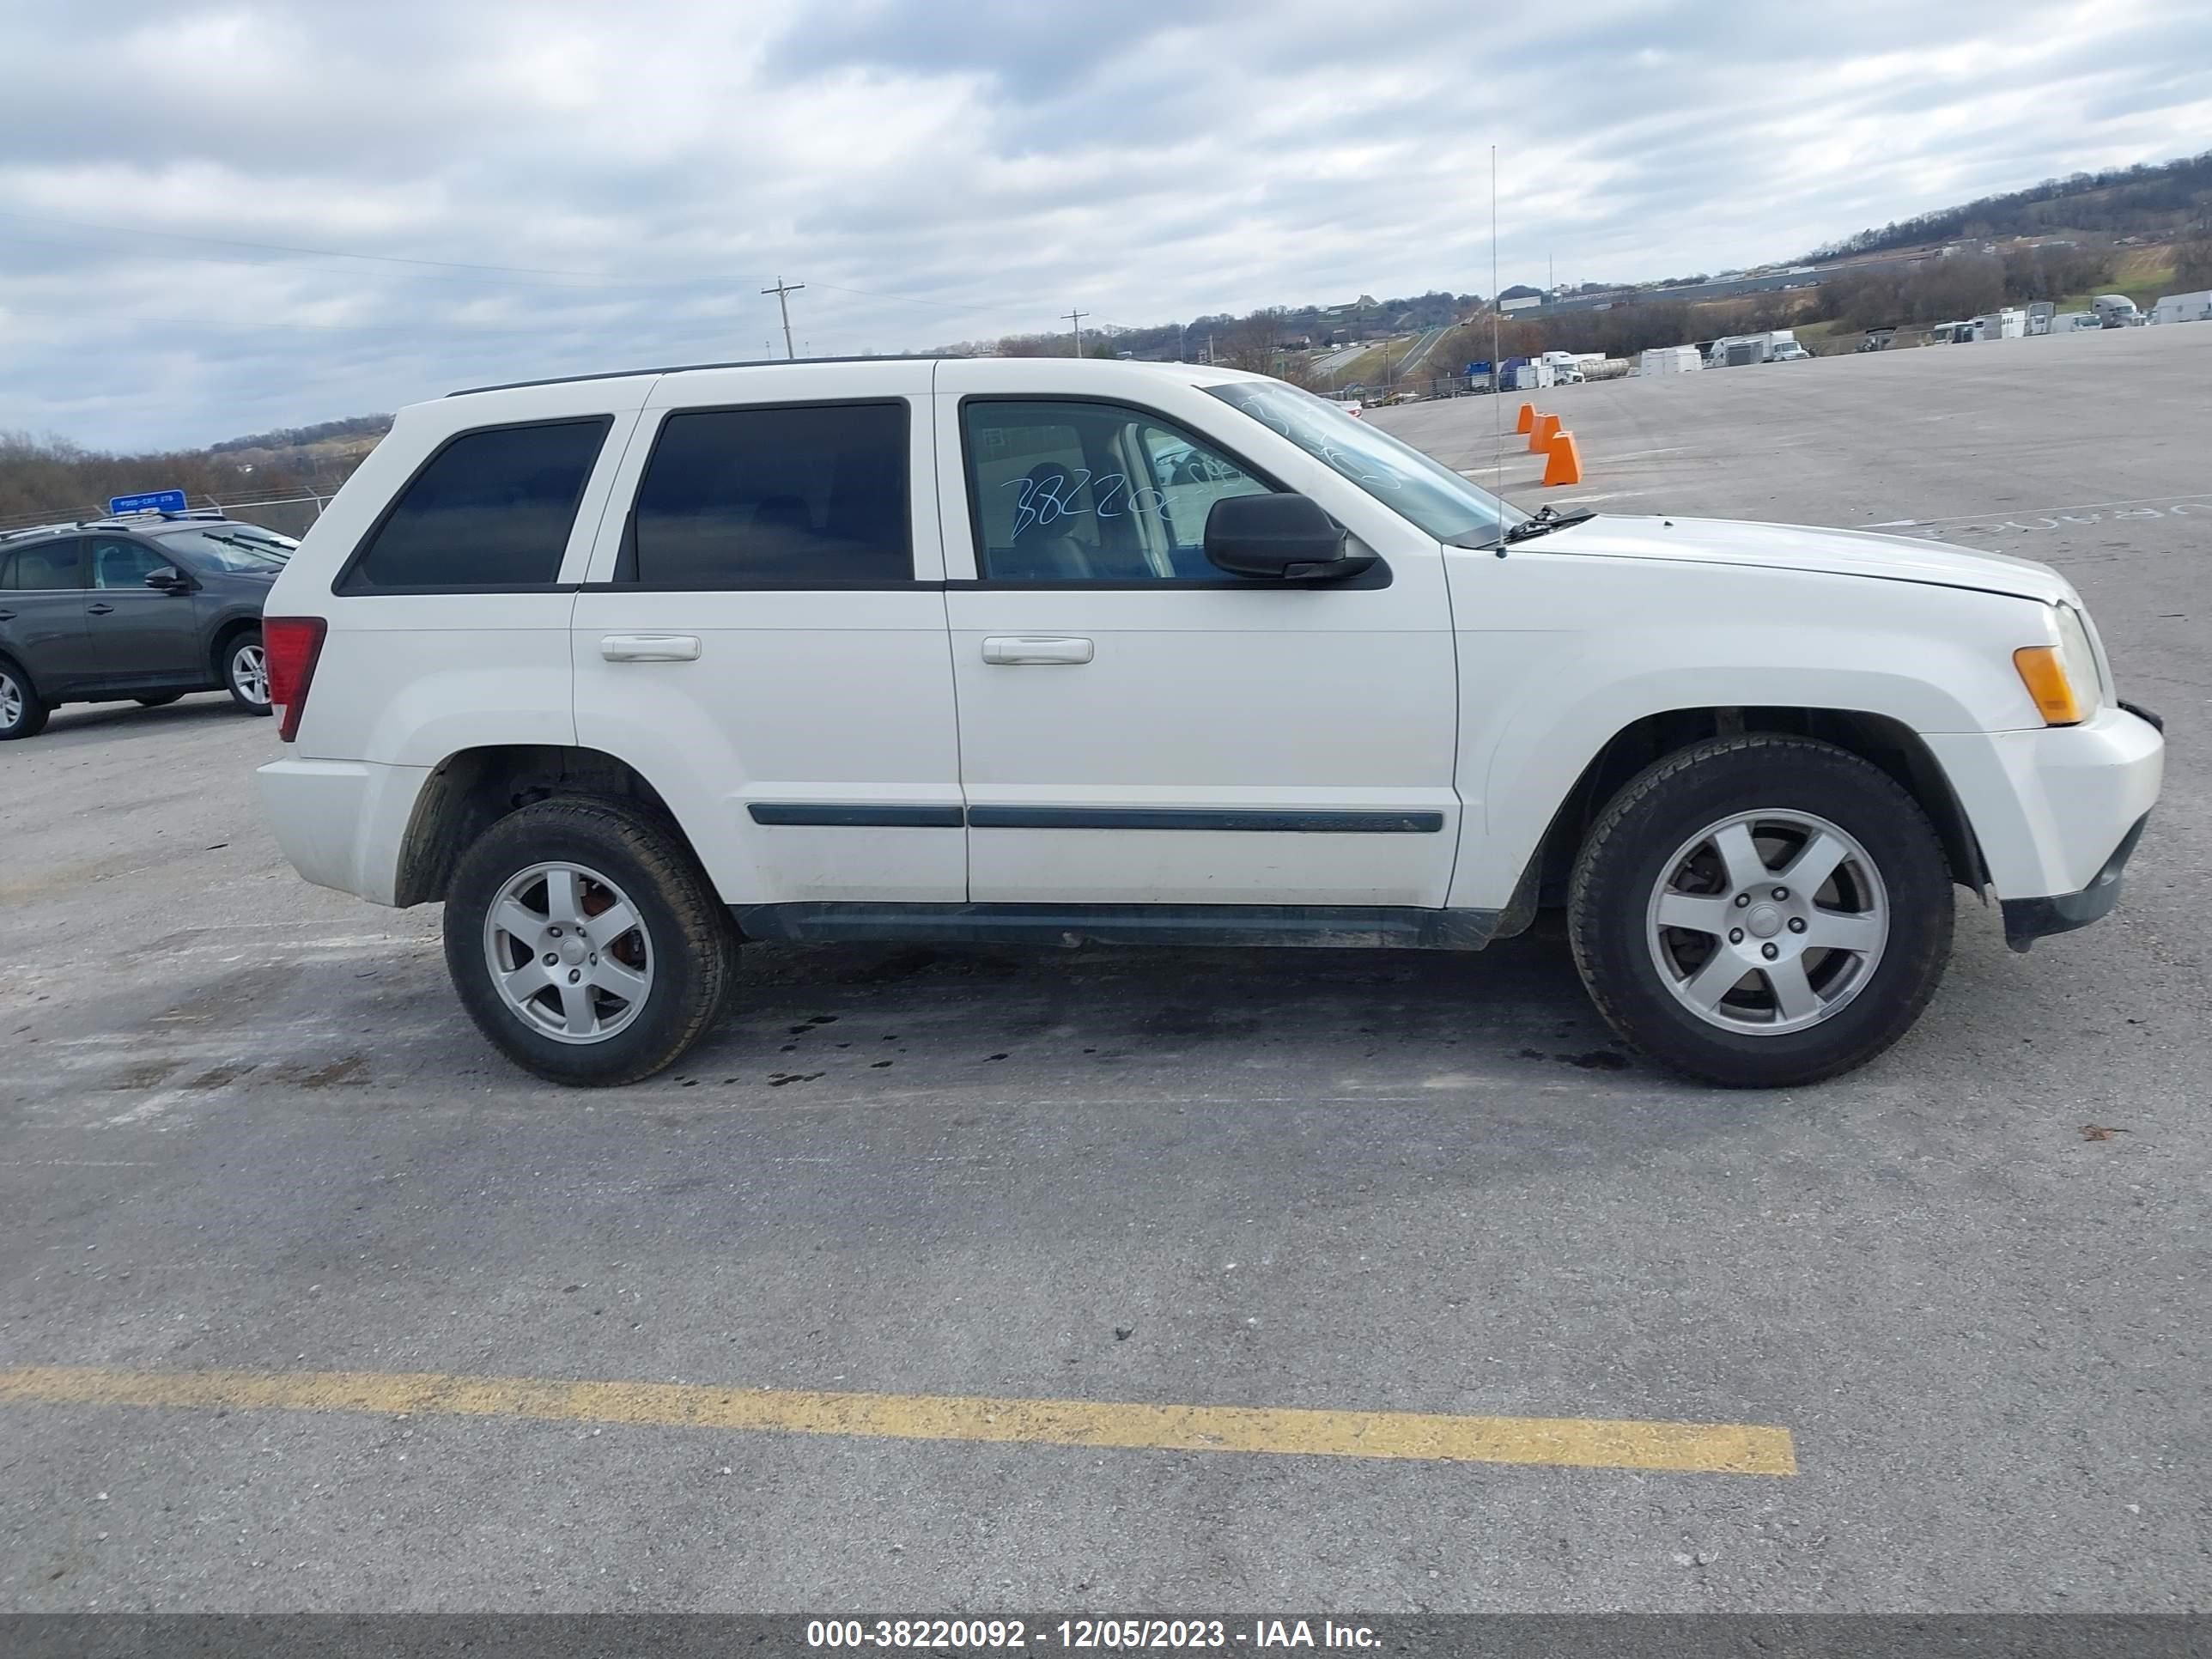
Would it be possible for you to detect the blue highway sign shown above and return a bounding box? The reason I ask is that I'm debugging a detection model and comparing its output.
[108,489,188,515]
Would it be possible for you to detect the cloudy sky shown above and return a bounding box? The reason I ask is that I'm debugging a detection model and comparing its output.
[3,0,2209,450]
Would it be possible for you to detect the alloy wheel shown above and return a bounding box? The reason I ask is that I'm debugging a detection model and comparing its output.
[481,860,654,1044]
[232,642,270,706]
[1644,809,1890,1035]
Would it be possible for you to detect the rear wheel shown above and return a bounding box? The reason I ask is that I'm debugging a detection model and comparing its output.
[0,659,49,740]
[223,629,271,714]
[443,798,735,1086]
[1568,734,1954,1088]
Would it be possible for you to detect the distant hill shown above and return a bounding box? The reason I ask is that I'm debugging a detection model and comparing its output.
[0,413,392,531]
[1806,150,2212,261]
[208,414,391,455]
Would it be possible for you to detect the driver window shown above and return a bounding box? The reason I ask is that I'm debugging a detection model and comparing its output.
[962,400,1272,581]
[90,538,170,590]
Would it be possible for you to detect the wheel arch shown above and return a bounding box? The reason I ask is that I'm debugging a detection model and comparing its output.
[207,613,260,681]
[393,744,692,908]
[1519,706,1987,917]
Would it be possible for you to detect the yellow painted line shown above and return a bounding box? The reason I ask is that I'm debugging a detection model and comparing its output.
[0,1364,1794,1476]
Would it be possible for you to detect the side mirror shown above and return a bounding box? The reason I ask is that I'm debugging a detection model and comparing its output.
[145,567,190,592]
[1203,494,1376,581]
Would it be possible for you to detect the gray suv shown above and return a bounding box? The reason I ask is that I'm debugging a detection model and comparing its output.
[0,513,296,740]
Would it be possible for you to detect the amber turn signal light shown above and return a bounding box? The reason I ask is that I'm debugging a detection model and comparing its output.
[2013,646,2084,726]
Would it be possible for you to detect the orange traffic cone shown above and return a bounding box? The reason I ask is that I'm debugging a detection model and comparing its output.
[1515,402,1535,434]
[1527,411,1560,453]
[1542,430,1583,487]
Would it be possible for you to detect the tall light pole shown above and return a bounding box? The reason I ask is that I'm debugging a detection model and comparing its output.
[1065,307,1088,358]
[763,276,805,360]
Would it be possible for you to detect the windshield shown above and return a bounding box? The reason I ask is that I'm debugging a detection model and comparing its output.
[1206,380,1526,547]
[155,525,297,573]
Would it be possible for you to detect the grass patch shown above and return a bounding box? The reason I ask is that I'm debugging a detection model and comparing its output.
[1319,337,1413,392]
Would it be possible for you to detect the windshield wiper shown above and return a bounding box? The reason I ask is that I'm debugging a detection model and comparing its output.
[1502,505,1598,545]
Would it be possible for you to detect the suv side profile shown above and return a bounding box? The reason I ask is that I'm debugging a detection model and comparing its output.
[256,358,2163,1090]
[0,513,295,739]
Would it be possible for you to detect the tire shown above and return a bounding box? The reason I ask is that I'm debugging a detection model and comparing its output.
[222,628,272,714]
[0,658,49,740]
[136,693,184,708]
[443,797,735,1086]
[1567,734,1954,1089]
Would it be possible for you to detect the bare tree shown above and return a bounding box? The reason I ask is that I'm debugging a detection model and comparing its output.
[2176,225,2212,290]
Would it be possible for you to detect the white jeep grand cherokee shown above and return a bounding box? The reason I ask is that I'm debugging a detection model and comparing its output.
[255,358,2163,1089]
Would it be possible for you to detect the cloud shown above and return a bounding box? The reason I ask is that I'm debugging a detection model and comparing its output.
[0,0,2205,447]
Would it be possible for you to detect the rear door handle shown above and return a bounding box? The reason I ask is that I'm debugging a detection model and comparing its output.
[600,634,701,663]
[0,610,15,622]
[981,635,1094,665]
[87,603,114,616]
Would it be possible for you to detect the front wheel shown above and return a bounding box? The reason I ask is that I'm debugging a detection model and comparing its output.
[1568,734,1954,1088]
[443,798,736,1086]
[223,629,272,714]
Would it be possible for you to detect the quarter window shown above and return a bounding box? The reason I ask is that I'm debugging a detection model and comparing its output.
[960,400,1273,581]
[0,539,85,590]
[629,402,911,588]
[343,418,610,592]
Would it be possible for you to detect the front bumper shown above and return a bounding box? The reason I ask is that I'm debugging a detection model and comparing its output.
[1924,700,2163,908]
[2001,811,2148,951]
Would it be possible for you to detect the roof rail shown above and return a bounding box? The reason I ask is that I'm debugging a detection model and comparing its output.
[85,507,228,529]
[0,521,82,544]
[447,353,958,398]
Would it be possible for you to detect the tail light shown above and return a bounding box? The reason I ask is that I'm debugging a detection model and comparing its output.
[264,616,327,743]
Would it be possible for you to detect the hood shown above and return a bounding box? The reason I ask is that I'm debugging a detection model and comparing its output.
[1539,514,2074,605]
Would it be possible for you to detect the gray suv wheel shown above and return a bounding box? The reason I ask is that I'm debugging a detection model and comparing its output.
[224,629,272,714]
[0,659,50,740]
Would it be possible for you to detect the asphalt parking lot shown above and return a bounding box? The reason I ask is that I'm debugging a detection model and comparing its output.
[3,325,2207,1613]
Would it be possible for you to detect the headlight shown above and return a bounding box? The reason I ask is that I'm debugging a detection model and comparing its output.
[2013,604,2104,726]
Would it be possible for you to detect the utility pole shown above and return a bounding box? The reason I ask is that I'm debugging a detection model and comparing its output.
[763,276,805,360]
[1064,308,1088,358]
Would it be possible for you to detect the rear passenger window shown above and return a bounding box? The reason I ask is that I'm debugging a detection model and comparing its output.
[1,539,84,590]
[343,418,610,592]
[628,403,910,588]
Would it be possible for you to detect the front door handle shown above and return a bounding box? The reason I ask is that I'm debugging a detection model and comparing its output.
[87,603,115,616]
[981,635,1094,665]
[600,634,702,663]
[0,610,15,622]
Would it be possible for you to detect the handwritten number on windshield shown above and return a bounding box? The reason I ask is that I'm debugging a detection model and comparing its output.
[1248,404,1401,489]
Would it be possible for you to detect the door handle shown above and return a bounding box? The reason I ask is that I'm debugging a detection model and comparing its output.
[87,603,115,616]
[981,635,1094,665]
[599,634,702,663]
[0,610,14,622]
